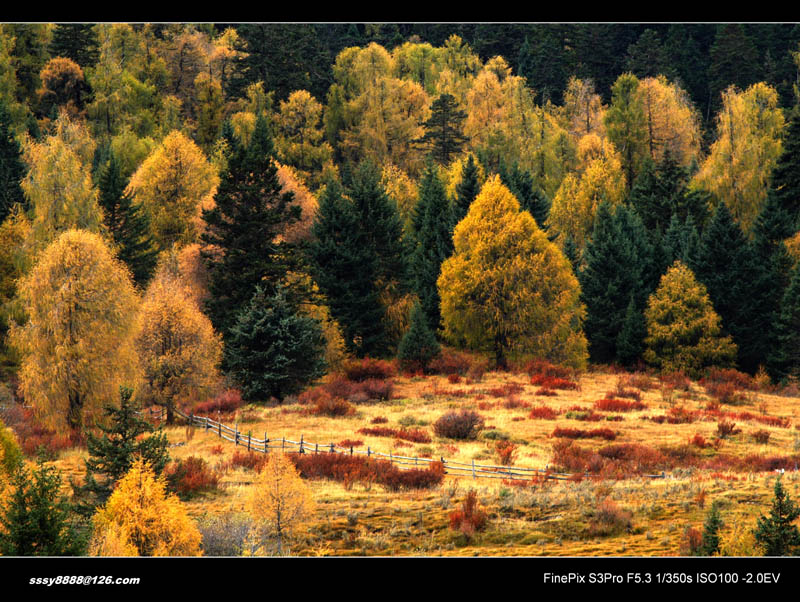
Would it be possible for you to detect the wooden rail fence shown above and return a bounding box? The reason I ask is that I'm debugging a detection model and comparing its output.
[155,406,668,484]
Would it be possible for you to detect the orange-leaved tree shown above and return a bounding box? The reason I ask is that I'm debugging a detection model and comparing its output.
[10,229,140,432]
[643,261,737,377]
[90,458,202,556]
[246,452,315,556]
[437,175,588,369]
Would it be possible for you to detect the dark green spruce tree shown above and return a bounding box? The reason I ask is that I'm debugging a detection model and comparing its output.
[224,285,326,403]
[452,153,480,226]
[579,202,654,364]
[96,154,159,287]
[753,477,800,556]
[699,500,724,556]
[308,177,387,357]
[410,161,453,332]
[414,93,468,165]
[202,114,304,340]
[769,105,800,230]
[498,160,550,229]
[691,202,770,373]
[768,263,800,383]
[0,100,25,222]
[71,386,169,519]
[616,295,647,367]
[0,460,87,556]
[48,24,100,69]
[397,301,441,372]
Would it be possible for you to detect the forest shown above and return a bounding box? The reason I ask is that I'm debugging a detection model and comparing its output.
[0,23,800,559]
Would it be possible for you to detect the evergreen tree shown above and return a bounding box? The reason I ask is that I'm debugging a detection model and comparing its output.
[517,27,568,105]
[71,386,169,519]
[397,301,441,372]
[308,177,387,357]
[347,159,409,291]
[616,295,647,367]
[48,24,99,69]
[708,24,761,117]
[0,460,87,556]
[0,100,25,222]
[224,285,327,403]
[498,161,550,229]
[699,500,724,556]
[453,153,480,226]
[769,105,800,229]
[579,202,654,364]
[753,477,800,556]
[410,162,454,331]
[202,114,304,339]
[691,202,770,373]
[414,93,468,165]
[96,154,158,287]
[769,264,800,382]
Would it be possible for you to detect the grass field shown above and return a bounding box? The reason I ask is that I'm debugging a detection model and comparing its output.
[45,364,800,556]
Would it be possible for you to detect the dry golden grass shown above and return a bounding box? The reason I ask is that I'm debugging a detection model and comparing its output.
[42,367,800,556]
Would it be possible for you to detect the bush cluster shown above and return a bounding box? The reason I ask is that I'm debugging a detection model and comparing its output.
[433,410,485,440]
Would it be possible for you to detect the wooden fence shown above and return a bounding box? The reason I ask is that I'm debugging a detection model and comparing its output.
[160,406,667,484]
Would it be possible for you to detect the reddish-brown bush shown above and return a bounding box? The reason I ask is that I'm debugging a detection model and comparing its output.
[428,348,474,375]
[477,401,496,410]
[487,383,525,398]
[701,367,756,391]
[357,426,432,444]
[447,374,462,384]
[552,427,617,441]
[689,434,714,449]
[528,406,560,420]
[341,358,396,381]
[680,526,703,556]
[337,439,364,448]
[222,450,269,473]
[716,419,741,439]
[703,381,745,405]
[495,440,517,465]
[370,416,388,424]
[530,375,579,390]
[659,370,692,391]
[433,410,485,440]
[617,372,655,391]
[589,498,633,536]
[594,397,646,412]
[166,456,219,498]
[502,396,530,410]
[290,452,444,491]
[449,490,488,540]
[609,386,642,402]
[194,389,243,415]
[752,429,771,444]
[535,387,558,396]
[518,358,573,379]
[466,357,489,382]
[309,397,355,417]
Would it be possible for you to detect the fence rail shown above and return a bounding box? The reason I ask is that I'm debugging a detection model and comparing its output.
[155,406,667,484]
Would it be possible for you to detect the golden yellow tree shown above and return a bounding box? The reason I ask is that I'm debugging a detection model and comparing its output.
[547,134,627,250]
[563,76,607,141]
[643,261,737,377]
[135,257,222,423]
[246,452,315,556]
[90,458,202,556]
[10,229,140,432]
[126,130,219,251]
[438,176,588,369]
[691,82,785,233]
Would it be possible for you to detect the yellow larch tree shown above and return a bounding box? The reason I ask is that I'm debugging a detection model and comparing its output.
[246,452,315,556]
[691,82,785,233]
[126,129,219,252]
[10,229,140,432]
[438,176,588,369]
[90,458,202,557]
[135,256,222,423]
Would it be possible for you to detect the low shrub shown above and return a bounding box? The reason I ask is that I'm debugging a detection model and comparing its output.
[589,498,633,536]
[194,389,243,415]
[703,381,746,405]
[166,456,219,499]
[529,375,579,390]
[341,358,396,381]
[528,406,560,420]
[433,410,485,440]
[222,450,269,473]
[487,383,525,398]
[594,397,646,412]
[679,526,703,556]
[551,427,617,441]
[517,358,573,379]
[428,348,474,376]
[370,416,388,424]
[752,429,771,444]
[447,374,462,384]
[337,439,363,448]
[309,397,355,417]
[449,490,488,540]
[716,419,741,439]
[617,372,655,391]
[357,426,432,444]
[495,440,517,465]
[660,371,692,391]
[502,396,530,410]
[466,357,489,382]
[535,388,558,396]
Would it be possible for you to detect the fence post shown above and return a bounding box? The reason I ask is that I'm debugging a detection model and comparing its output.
[264,432,268,454]
[235,426,239,447]
[472,459,476,479]
[315,443,319,454]
[218,421,221,437]
[367,447,371,458]
[282,437,285,452]
[299,434,304,454]
[248,431,251,452]
[330,443,335,453]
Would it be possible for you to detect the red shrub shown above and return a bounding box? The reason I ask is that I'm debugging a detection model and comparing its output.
[428,348,474,375]
[701,367,756,391]
[752,429,771,444]
[535,387,558,396]
[660,370,692,391]
[528,406,560,420]
[433,410,485,440]
[689,434,713,449]
[716,419,741,439]
[309,397,355,417]
[502,396,530,410]
[360,379,394,401]
[166,456,219,498]
[495,440,517,465]
[298,386,334,406]
[357,426,432,444]
[224,450,269,472]
[617,372,655,391]
[594,397,646,412]
[466,357,489,382]
[609,386,642,402]
[518,358,573,379]
[194,389,243,415]
[370,416,388,424]
[487,383,525,398]
[477,401,496,410]
[552,427,617,441]
[341,358,396,381]
[338,439,363,448]
[530,375,579,390]
[680,527,703,556]
[290,452,444,490]
[704,381,745,405]
[449,490,488,539]
[447,374,462,384]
